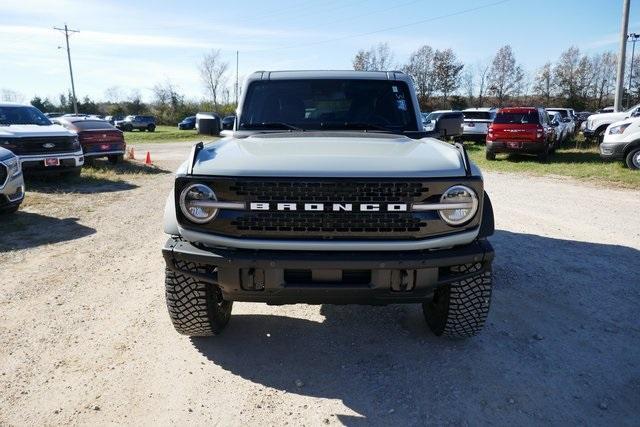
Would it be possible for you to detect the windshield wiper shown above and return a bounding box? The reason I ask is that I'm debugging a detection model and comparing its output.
[320,121,401,133]
[242,122,303,131]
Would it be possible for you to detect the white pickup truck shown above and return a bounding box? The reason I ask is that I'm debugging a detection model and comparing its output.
[583,104,640,143]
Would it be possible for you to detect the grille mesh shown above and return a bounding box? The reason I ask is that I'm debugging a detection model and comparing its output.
[231,181,428,203]
[0,163,7,186]
[9,136,76,155]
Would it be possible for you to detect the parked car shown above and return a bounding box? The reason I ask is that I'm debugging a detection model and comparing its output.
[459,108,495,142]
[0,146,25,214]
[600,117,640,169]
[584,104,640,143]
[163,70,495,339]
[44,112,64,118]
[178,116,196,130]
[547,110,569,144]
[597,106,614,114]
[105,115,124,125]
[114,115,156,132]
[546,108,576,136]
[221,115,235,130]
[423,110,464,139]
[55,117,125,164]
[0,103,83,176]
[486,107,556,161]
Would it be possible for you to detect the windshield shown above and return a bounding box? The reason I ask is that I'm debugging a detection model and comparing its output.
[547,109,568,118]
[463,111,494,120]
[494,111,539,124]
[0,106,52,126]
[238,79,418,133]
[425,112,442,122]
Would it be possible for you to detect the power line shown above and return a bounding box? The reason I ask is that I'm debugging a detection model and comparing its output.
[53,24,80,114]
[253,0,511,53]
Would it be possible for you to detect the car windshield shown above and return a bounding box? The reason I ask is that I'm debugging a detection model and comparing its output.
[463,111,494,120]
[494,111,539,124]
[71,120,115,130]
[238,79,418,133]
[425,112,442,121]
[0,106,52,126]
[548,109,568,118]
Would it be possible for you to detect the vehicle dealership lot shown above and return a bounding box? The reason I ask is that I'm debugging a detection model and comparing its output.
[0,142,638,425]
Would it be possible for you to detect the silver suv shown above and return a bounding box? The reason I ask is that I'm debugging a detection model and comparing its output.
[162,70,495,339]
[114,115,156,132]
[0,147,25,214]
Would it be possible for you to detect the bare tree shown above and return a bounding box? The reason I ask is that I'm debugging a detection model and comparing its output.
[532,62,555,105]
[402,45,435,107]
[475,61,491,107]
[199,49,229,109]
[104,86,124,103]
[433,49,463,107]
[553,46,582,105]
[352,42,394,71]
[461,69,474,102]
[487,45,524,106]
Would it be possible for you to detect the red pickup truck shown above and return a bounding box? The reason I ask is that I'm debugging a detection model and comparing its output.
[486,107,556,161]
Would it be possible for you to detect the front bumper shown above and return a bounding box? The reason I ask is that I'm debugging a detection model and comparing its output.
[0,172,25,207]
[19,150,84,170]
[162,237,494,304]
[486,140,546,154]
[599,141,626,160]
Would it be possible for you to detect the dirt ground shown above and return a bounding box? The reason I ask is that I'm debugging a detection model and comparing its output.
[1,142,639,425]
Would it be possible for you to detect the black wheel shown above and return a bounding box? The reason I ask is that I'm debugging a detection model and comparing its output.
[61,168,81,179]
[485,150,496,160]
[0,204,20,215]
[537,147,549,162]
[147,124,156,132]
[138,127,146,132]
[108,154,123,165]
[83,156,94,166]
[165,261,233,336]
[626,147,640,170]
[595,128,606,144]
[124,124,133,132]
[423,263,492,338]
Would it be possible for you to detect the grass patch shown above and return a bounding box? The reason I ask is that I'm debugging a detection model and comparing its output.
[463,138,639,188]
[122,125,204,144]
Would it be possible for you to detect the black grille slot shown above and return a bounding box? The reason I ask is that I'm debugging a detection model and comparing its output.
[8,136,76,155]
[0,163,7,185]
[231,181,428,203]
[233,211,425,234]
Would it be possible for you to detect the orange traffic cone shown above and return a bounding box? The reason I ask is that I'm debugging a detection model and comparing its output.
[145,151,152,165]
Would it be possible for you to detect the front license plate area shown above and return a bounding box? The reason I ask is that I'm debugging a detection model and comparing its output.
[44,158,60,167]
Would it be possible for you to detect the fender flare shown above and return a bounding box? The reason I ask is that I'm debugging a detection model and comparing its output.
[478,191,495,238]
[163,189,180,235]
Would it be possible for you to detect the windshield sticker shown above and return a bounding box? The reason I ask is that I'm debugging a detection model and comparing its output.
[392,85,398,93]
[396,99,407,111]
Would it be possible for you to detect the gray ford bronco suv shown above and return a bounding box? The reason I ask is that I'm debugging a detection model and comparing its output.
[162,71,495,338]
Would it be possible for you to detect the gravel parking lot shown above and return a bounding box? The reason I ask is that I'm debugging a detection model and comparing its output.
[1,142,638,425]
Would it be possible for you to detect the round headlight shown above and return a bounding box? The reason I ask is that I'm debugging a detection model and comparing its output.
[179,183,218,223]
[438,185,478,226]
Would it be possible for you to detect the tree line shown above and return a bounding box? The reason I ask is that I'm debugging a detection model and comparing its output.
[353,42,631,112]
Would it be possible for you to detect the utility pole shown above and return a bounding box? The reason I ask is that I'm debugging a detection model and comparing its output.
[614,0,631,112]
[54,24,80,114]
[627,33,640,108]
[235,50,239,106]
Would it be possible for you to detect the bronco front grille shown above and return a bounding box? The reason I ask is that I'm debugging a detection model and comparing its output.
[176,177,483,241]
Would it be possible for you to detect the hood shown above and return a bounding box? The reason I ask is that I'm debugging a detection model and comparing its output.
[590,111,629,124]
[0,124,76,138]
[189,132,470,178]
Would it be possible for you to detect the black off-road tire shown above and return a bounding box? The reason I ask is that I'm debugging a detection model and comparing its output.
[423,263,492,338]
[0,204,20,214]
[147,124,156,132]
[108,154,123,165]
[625,147,640,170]
[124,124,133,132]
[165,262,233,336]
[485,150,496,160]
[537,147,549,162]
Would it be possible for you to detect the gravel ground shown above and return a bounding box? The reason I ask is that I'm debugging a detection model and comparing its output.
[0,142,638,425]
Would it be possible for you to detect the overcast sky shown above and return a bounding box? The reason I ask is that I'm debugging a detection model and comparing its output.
[1,0,637,103]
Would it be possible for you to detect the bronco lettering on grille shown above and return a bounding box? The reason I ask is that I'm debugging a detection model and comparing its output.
[249,202,408,212]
